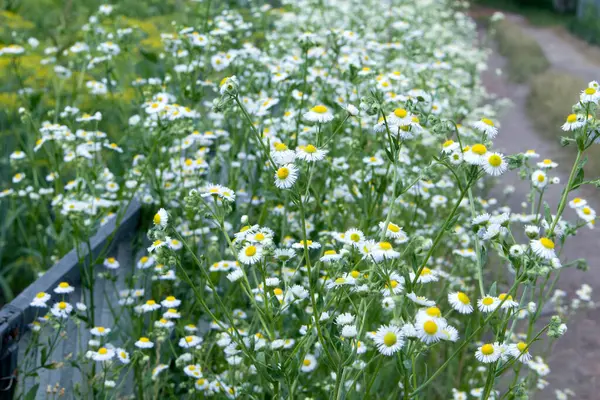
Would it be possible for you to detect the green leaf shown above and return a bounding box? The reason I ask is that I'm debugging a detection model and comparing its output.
[544,202,552,224]
[24,383,40,400]
[488,281,497,296]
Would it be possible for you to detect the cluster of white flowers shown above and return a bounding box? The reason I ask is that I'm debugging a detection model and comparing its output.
[3,0,598,399]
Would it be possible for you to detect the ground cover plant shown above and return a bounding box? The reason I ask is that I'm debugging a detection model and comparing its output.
[1,0,598,399]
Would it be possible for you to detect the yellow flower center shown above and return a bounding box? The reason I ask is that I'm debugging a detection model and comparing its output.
[540,237,554,249]
[351,270,360,278]
[379,242,392,250]
[388,223,400,233]
[166,296,175,301]
[498,293,512,301]
[426,307,441,317]
[311,105,328,114]
[98,347,108,355]
[152,240,162,247]
[350,233,361,242]
[273,288,283,295]
[383,332,397,346]
[107,257,115,263]
[153,213,161,224]
[482,118,494,126]
[335,277,346,284]
[481,344,494,355]
[324,250,337,255]
[421,267,431,275]
[482,297,494,306]
[423,320,438,335]
[517,342,528,352]
[245,245,257,257]
[304,144,317,153]
[139,337,150,343]
[303,358,312,366]
[274,142,288,151]
[120,351,127,358]
[488,154,502,167]
[394,108,407,118]
[543,159,552,165]
[59,282,69,288]
[58,302,67,310]
[140,256,149,263]
[472,144,487,155]
[585,87,596,95]
[583,207,591,215]
[97,327,105,333]
[537,174,546,183]
[390,280,398,288]
[443,140,454,148]
[146,300,156,305]
[457,292,470,305]
[36,292,46,299]
[566,114,577,123]
[185,336,194,343]
[277,167,289,179]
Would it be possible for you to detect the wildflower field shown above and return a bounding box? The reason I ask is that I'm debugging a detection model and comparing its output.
[0,0,598,399]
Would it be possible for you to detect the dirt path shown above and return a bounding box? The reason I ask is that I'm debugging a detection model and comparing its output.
[481,21,600,399]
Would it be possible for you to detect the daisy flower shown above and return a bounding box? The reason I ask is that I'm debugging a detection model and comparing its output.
[577,205,596,222]
[537,159,558,169]
[184,364,203,378]
[161,296,181,308]
[475,342,503,363]
[152,364,169,380]
[296,144,328,162]
[148,238,170,253]
[441,325,460,342]
[54,282,75,294]
[406,292,436,307]
[482,153,507,176]
[509,342,533,363]
[370,241,401,262]
[271,142,296,165]
[387,108,412,126]
[135,337,154,349]
[442,139,459,153]
[569,197,587,209]
[103,257,120,269]
[116,348,130,364]
[580,86,600,103]
[341,325,358,338]
[498,293,519,309]
[141,299,161,312]
[409,267,438,284]
[463,144,488,165]
[379,222,408,242]
[344,228,365,246]
[472,118,498,139]
[416,318,446,344]
[239,244,263,265]
[561,114,584,131]
[530,237,556,259]
[92,347,115,362]
[448,291,474,314]
[292,240,321,250]
[30,292,51,307]
[531,170,547,188]
[50,302,73,319]
[153,208,168,228]
[274,164,298,189]
[373,325,404,356]
[179,335,203,348]
[304,105,334,123]
[320,249,343,263]
[478,295,500,313]
[301,354,318,372]
[336,313,355,326]
[381,272,405,296]
[90,326,111,337]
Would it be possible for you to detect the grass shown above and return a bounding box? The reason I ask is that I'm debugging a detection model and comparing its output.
[474,0,575,27]
[493,20,549,83]
[526,70,600,173]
